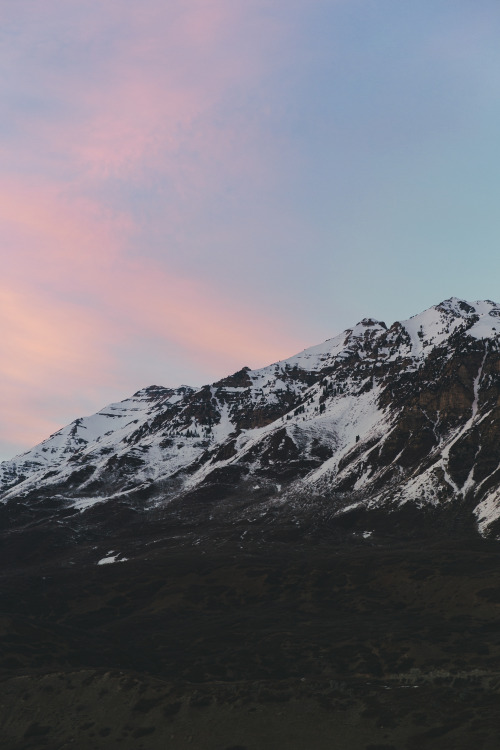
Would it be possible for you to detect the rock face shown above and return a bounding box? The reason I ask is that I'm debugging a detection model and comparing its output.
[3,297,500,538]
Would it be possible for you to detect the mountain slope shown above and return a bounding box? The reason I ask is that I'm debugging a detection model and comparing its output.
[3,297,500,538]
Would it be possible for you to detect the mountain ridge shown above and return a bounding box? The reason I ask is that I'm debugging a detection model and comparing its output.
[3,296,500,539]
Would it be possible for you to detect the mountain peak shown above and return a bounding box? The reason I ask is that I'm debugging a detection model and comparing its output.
[357,317,387,329]
[433,297,500,318]
[437,295,474,310]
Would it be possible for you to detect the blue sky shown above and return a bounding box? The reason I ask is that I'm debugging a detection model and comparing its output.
[1,0,500,458]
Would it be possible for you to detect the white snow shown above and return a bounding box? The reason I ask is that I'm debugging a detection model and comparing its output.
[97,553,128,565]
[306,386,388,485]
[73,496,108,511]
[474,491,500,535]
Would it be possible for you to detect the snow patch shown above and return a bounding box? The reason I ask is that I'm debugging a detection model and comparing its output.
[97,553,128,565]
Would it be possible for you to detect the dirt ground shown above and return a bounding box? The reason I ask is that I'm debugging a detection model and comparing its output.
[1,537,500,748]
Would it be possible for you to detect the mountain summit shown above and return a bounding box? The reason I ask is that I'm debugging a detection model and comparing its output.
[3,297,500,540]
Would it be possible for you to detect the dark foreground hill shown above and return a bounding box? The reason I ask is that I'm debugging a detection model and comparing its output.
[1,538,500,749]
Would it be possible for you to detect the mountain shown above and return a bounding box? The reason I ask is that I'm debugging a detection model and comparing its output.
[2,296,500,546]
[3,297,500,750]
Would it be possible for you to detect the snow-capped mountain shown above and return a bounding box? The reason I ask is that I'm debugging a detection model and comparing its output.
[3,297,500,537]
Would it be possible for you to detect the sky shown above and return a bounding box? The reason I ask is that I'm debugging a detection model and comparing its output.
[2,0,500,460]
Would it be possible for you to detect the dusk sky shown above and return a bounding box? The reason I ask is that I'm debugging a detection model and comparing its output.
[2,0,500,460]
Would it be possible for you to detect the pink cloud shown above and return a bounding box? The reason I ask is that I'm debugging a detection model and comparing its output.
[0,172,305,455]
[110,257,305,369]
[0,284,117,449]
[0,1,311,457]
[3,0,282,191]
[0,174,303,357]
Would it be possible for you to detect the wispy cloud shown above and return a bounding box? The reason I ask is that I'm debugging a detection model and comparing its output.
[0,1,312,456]
[0,172,304,456]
